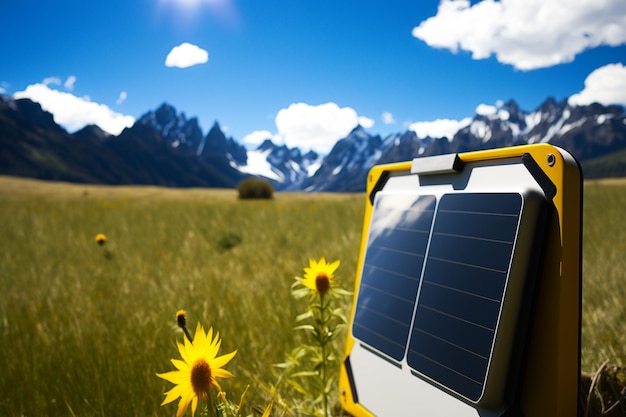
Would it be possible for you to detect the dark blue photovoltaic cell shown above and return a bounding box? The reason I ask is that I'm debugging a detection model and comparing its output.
[352,194,436,361]
[406,193,522,402]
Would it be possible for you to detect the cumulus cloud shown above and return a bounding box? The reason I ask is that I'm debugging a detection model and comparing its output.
[43,77,62,86]
[116,91,128,105]
[242,130,274,147]
[274,102,370,154]
[409,117,472,140]
[412,0,626,70]
[41,75,76,90]
[382,111,396,125]
[165,42,209,68]
[569,63,626,107]
[358,116,375,129]
[64,75,77,91]
[14,83,135,135]
[476,103,497,116]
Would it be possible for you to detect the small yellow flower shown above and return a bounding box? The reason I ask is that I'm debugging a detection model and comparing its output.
[176,310,194,343]
[302,257,340,296]
[176,310,187,329]
[157,323,237,417]
[95,233,106,245]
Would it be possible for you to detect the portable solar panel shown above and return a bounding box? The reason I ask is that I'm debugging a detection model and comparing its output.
[340,144,582,417]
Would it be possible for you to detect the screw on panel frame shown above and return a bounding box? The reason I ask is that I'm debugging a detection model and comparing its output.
[547,153,556,167]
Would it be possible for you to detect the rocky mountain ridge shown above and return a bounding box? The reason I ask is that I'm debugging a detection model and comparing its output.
[2,95,625,191]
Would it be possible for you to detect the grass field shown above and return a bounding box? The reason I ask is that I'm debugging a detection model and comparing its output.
[1,176,625,416]
[581,180,626,368]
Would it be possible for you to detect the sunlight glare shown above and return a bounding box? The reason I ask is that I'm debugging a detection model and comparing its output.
[157,0,238,28]
[161,0,227,10]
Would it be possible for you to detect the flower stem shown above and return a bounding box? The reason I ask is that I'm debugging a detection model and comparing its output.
[319,293,329,417]
[183,327,194,344]
[207,391,216,417]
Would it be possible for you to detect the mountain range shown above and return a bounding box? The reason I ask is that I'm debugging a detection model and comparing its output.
[2,94,626,192]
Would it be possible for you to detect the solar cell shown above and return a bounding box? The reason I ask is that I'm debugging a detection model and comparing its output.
[407,193,522,401]
[352,194,436,361]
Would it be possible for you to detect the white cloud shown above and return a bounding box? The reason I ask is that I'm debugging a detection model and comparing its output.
[165,42,209,68]
[476,103,497,116]
[409,117,472,139]
[242,130,274,147]
[274,102,368,154]
[382,111,396,125]
[359,116,375,129]
[412,0,626,70]
[569,63,626,107]
[43,77,61,86]
[14,83,135,135]
[64,75,76,91]
[116,91,128,105]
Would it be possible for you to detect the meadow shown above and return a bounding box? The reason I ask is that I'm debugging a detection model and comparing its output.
[0,175,625,416]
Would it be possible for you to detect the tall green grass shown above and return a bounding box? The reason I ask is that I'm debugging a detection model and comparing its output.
[0,176,625,416]
[581,181,626,372]
[0,178,363,416]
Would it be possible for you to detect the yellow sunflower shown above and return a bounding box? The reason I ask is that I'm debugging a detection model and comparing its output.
[157,322,237,417]
[95,233,106,245]
[302,257,340,296]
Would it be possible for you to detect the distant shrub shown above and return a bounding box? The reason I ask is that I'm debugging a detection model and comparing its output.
[216,232,242,251]
[237,178,274,199]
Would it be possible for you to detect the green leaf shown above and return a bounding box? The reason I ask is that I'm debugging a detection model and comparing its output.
[293,324,315,332]
[296,311,314,322]
[291,370,319,378]
[330,287,353,298]
[291,286,311,299]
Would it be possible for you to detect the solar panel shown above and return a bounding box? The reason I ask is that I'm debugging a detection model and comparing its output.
[352,194,436,362]
[341,145,582,417]
[406,193,522,402]
[349,188,545,407]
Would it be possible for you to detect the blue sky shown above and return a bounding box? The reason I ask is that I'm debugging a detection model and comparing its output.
[2,0,625,154]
